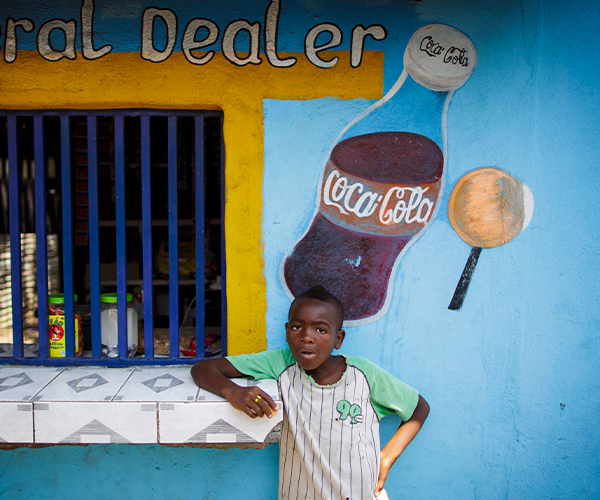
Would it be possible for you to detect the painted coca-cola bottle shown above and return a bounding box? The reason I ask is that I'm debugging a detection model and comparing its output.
[281,24,477,325]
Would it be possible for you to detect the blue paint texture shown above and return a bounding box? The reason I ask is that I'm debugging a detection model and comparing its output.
[2,0,600,498]
[0,445,280,499]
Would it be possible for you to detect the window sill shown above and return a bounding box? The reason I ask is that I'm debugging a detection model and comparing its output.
[0,365,282,447]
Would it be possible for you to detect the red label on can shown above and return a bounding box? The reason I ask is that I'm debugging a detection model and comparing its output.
[49,323,64,341]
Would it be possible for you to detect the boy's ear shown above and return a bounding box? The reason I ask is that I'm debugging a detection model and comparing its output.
[334,329,345,349]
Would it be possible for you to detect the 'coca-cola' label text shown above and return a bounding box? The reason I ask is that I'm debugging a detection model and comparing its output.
[419,35,470,67]
[320,161,441,237]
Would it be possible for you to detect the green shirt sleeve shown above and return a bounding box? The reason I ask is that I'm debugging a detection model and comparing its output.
[227,348,295,380]
[347,356,420,421]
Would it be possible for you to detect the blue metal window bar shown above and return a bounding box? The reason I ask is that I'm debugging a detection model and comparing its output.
[0,110,226,365]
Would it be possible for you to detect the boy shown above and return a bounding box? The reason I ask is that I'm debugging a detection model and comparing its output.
[191,285,429,500]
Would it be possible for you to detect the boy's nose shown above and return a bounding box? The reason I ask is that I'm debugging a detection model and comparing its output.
[300,332,314,343]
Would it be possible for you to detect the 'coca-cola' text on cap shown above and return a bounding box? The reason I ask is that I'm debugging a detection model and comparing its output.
[403,24,477,92]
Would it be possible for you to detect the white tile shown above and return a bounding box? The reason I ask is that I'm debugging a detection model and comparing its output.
[116,366,199,402]
[0,364,285,446]
[35,367,135,402]
[158,401,283,444]
[0,402,33,443]
[34,402,157,444]
[0,366,64,401]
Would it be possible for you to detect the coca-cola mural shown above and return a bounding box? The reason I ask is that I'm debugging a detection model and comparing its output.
[282,131,444,323]
[278,24,534,324]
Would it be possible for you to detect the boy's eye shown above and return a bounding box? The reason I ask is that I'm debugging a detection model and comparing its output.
[291,324,301,330]
[316,328,327,334]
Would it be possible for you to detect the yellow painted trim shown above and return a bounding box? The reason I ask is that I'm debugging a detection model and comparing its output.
[0,50,384,355]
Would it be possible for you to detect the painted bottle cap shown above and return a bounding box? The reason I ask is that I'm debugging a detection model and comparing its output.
[404,24,477,92]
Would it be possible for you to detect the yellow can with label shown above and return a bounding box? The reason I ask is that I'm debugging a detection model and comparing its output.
[48,294,83,357]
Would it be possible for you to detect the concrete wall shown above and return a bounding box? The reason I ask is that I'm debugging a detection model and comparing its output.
[1,0,599,498]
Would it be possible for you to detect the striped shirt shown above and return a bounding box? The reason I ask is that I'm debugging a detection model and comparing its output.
[228,349,419,500]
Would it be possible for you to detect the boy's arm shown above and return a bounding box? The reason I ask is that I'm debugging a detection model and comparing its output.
[190,358,279,419]
[375,395,430,497]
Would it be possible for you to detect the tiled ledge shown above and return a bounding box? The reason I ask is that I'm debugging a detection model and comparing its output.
[0,365,282,447]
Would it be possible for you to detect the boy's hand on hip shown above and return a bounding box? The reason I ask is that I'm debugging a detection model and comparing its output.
[224,385,279,419]
[375,451,393,496]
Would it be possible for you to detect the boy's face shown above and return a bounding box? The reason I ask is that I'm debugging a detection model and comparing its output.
[286,298,345,373]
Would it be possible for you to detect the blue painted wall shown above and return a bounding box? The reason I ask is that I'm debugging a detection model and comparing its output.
[263,0,600,497]
[1,0,599,498]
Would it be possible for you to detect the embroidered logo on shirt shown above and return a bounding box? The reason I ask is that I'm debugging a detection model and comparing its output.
[336,399,363,424]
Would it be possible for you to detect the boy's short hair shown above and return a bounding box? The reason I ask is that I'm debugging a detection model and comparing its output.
[291,285,345,331]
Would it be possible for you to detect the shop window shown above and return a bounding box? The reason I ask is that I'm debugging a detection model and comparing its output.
[0,111,225,365]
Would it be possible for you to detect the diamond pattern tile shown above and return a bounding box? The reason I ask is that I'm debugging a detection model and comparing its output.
[0,372,33,392]
[141,373,185,393]
[0,366,63,401]
[36,367,134,402]
[67,373,110,393]
[0,365,282,445]
[116,367,199,402]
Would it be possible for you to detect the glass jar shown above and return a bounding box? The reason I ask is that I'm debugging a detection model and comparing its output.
[100,293,138,358]
[48,294,83,357]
